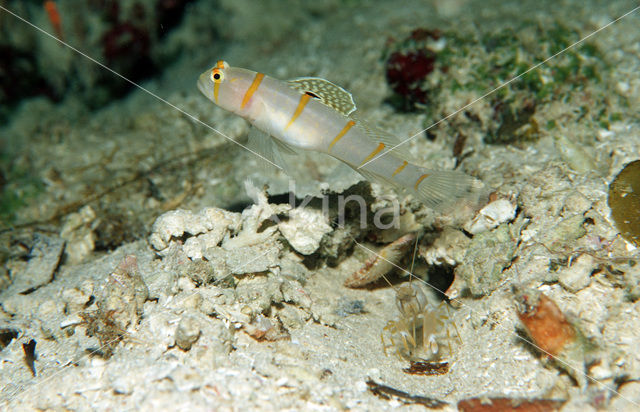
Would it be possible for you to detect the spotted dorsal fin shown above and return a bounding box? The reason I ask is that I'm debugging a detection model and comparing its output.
[288,77,356,116]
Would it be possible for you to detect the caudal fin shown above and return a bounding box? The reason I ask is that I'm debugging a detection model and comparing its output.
[360,166,483,212]
[410,169,483,212]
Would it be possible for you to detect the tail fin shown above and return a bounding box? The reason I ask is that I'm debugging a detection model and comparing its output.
[410,169,483,212]
[359,166,483,212]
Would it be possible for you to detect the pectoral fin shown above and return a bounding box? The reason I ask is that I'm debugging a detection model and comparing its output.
[246,126,299,175]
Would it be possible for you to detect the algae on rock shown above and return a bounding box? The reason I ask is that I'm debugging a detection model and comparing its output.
[456,223,517,296]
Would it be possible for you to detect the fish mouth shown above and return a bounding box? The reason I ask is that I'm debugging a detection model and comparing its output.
[196,71,209,96]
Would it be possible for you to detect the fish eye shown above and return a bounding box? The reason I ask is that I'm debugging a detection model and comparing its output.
[210,69,224,83]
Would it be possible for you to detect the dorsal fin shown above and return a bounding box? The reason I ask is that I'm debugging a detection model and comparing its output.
[288,77,356,116]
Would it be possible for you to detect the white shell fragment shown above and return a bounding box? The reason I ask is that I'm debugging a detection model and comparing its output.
[464,198,516,234]
[278,208,332,255]
[558,254,595,292]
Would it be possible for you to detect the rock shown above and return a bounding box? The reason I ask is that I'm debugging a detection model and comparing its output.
[456,223,517,296]
[277,303,308,329]
[149,207,240,254]
[623,264,640,301]
[420,227,470,266]
[278,207,332,255]
[145,270,176,300]
[554,135,599,174]
[203,242,281,276]
[175,314,201,350]
[192,316,233,367]
[222,182,290,250]
[60,205,96,263]
[4,233,64,295]
[280,278,312,309]
[540,214,587,251]
[609,381,640,411]
[558,254,594,292]
[61,280,94,313]
[235,274,284,315]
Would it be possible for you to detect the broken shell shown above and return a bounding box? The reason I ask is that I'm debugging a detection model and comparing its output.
[514,288,589,388]
[345,233,416,288]
[464,198,517,234]
[515,289,576,357]
[558,254,594,292]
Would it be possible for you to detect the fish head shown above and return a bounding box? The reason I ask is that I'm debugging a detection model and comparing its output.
[198,60,258,115]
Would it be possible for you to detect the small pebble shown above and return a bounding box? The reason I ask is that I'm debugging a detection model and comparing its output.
[175,315,201,351]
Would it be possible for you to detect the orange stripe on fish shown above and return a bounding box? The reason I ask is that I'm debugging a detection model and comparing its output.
[210,63,226,103]
[241,72,265,109]
[392,161,408,177]
[328,120,355,152]
[214,82,220,104]
[285,93,312,130]
[44,0,64,41]
[414,173,430,189]
[359,143,385,168]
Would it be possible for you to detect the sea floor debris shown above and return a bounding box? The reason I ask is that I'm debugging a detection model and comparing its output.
[366,378,448,409]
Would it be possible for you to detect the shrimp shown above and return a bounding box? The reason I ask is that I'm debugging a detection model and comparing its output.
[381,282,459,361]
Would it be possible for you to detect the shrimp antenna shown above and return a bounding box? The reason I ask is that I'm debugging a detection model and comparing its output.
[408,234,420,286]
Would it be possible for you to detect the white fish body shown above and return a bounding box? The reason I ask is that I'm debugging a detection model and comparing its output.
[197,60,479,210]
